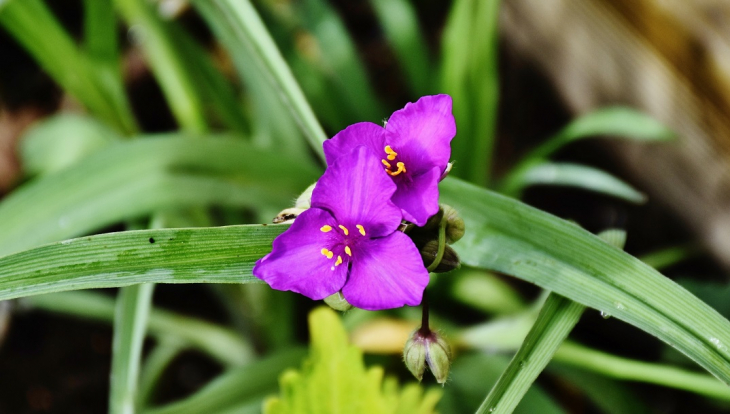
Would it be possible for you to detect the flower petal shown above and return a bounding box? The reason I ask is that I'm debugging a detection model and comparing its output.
[312,146,401,237]
[343,231,429,310]
[253,208,347,300]
[323,122,385,166]
[392,166,441,226]
[385,94,455,168]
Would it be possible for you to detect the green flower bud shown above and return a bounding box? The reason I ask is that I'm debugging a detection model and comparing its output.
[403,329,452,384]
[323,291,352,312]
[441,204,465,244]
[420,240,461,273]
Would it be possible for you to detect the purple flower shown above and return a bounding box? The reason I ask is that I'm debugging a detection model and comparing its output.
[323,94,456,226]
[253,146,430,311]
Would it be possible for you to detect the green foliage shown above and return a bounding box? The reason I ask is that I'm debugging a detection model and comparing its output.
[441,0,501,186]
[263,307,441,414]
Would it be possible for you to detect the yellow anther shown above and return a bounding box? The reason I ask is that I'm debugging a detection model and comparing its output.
[320,225,332,232]
[321,248,334,259]
[345,246,352,256]
[338,225,349,235]
[356,224,366,236]
[386,162,407,177]
[381,159,391,168]
[384,145,398,161]
[335,256,343,266]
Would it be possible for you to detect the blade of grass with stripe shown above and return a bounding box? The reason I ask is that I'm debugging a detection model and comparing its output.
[440,177,730,386]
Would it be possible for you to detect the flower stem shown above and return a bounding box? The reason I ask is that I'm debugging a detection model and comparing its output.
[419,289,430,335]
[426,216,448,272]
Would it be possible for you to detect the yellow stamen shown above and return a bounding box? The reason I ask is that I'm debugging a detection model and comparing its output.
[345,246,352,256]
[338,225,349,235]
[356,224,366,236]
[381,159,391,168]
[386,162,406,177]
[320,225,332,232]
[335,256,343,266]
[384,145,398,161]
[321,248,333,259]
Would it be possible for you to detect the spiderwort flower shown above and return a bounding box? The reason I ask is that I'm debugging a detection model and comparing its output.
[253,146,430,311]
[323,94,456,226]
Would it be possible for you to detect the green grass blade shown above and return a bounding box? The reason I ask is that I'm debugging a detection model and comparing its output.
[0,224,284,301]
[0,0,137,133]
[500,162,647,203]
[476,294,584,414]
[0,135,320,255]
[110,284,155,414]
[371,0,431,96]
[114,0,208,132]
[27,290,254,366]
[554,342,730,400]
[440,0,500,186]
[441,177,730,385]
[84,0,118,65]
[502,107,675,189]
[192,0,328,159]
[297,0,384,124]
[142,349,307,414]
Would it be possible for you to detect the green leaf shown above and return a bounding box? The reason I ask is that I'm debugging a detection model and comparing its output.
[109,284,155,414]
[371,0,432,96]
[555,106,676,146]
[500,162,647,203]
[0,0,137,133]
[264,307,441,414]
[19,114,121,176]
[191,0,328,161]
[502,107,675,190]
[114,0,208,132]
[0,224,284,301]
[0,135,320,256]
[475,294,584,414]
[295,0,384,124]
[441,0,500,186]
[440,176,730,385]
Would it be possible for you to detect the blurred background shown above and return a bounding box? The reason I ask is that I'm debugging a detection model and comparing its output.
[1,0,730,413]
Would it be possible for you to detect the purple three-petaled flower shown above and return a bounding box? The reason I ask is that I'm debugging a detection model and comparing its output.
[323,94,456,226]
[253,146,430,311]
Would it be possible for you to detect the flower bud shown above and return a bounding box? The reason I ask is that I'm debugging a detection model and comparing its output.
[403,329,452,384]
[441,204,465,244]
[420,240,460,273]
[323,291,352,312]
